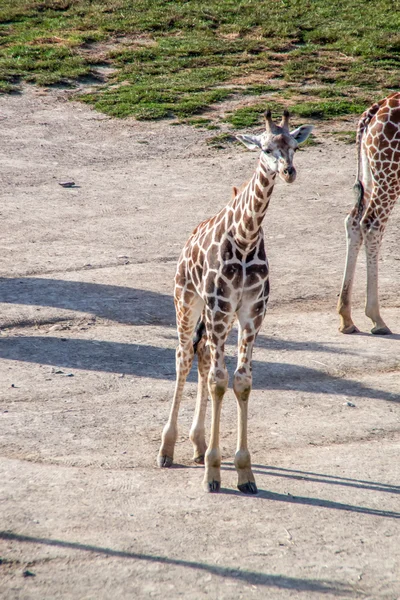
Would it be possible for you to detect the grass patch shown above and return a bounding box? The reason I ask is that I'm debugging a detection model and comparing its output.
[206,132,238,148]
[224,99,368,129]
[186,117,219,129]
[331,130,357,144]
[241,84,278,96]
[290,99,368,119]
[80,85,232,119]
[0,0,398,122]
[224,102,284,128]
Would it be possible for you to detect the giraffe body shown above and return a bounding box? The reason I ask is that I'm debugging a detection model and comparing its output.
[338,93,400,335]
[158,111,312,493]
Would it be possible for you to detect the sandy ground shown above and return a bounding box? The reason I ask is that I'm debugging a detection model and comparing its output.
[0,87,399,600]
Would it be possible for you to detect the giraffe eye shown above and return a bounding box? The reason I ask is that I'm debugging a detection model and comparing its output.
[264,149,271,154]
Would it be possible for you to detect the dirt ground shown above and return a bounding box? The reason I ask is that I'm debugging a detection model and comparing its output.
[0,87,399,600]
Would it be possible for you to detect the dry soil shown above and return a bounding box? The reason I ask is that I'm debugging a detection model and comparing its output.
[0,87,399,600]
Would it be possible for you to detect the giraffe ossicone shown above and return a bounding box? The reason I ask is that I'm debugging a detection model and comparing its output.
[158,110,313,493]
[338,93,400,335]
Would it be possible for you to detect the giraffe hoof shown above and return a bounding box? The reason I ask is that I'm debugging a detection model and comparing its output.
[157,454,173,468]
[238,481,258,495]
[339,324,359,334]
[193,454,205,465]
[371,326,392,335]
[205,480,221,493]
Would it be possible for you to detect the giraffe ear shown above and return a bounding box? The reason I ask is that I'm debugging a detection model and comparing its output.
[236,134,262,151]
[290,125,314,144]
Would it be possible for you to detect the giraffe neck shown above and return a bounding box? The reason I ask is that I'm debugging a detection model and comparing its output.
[231,157,276,247]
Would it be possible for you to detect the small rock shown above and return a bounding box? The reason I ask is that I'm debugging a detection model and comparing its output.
[58,181,76,188]
[344,401,356,407]
[23,570,36,578]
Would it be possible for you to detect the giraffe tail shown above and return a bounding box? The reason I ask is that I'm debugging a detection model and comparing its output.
[193,319,206,354]
[353,180,364,217]
[353,100,381,217]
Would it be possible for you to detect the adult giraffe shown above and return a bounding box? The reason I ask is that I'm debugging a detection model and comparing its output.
[338,93,400,335]
[158,110,313,493]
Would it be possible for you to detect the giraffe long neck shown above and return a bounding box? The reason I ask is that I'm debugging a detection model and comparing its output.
[231,158,276,247]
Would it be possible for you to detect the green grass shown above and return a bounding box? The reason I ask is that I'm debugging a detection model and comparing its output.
[185,117,219,129]
[331,130,357,144]
[290,99,368,119]
[206,132,237,148]
[224,98,369,128]
[0,0,398,123]
[224,103,282,128]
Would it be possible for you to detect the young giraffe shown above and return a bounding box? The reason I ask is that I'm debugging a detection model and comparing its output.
[338,93,400,335]
[158,110,312,494]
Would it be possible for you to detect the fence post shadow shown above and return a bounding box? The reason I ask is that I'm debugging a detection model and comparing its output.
[0,531,360,596]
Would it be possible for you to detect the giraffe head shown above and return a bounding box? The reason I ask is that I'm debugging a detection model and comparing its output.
[236,110,313,183]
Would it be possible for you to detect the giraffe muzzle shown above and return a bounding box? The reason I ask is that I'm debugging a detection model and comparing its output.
[281,166,296,183]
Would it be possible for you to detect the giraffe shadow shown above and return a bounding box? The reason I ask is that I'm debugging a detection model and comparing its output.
[2,276,398,346]
[338,330,400,340]
[216,486,400,519]
[221,463,400,496]
[217,462,400,519]
[0,335,398,403]
[0,277,175,327]
[0,531,359,595]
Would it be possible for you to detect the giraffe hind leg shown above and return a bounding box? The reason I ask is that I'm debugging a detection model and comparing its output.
[361,202,393,335]
[338,209,363,334]
[157,293,203,468]
[338,140,373,333]
[189,336,210,464]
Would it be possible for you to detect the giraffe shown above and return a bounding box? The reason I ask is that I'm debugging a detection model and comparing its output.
[338,93,400,335]
[157,110,313,494]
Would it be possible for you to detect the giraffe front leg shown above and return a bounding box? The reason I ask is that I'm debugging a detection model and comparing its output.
[189,337,210,464]
[338,212,363,334]
[233,314,260,495]
[202,314,231,493]
[233,369,257,494]
[204,362,228,492]
[361,213,391,335]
